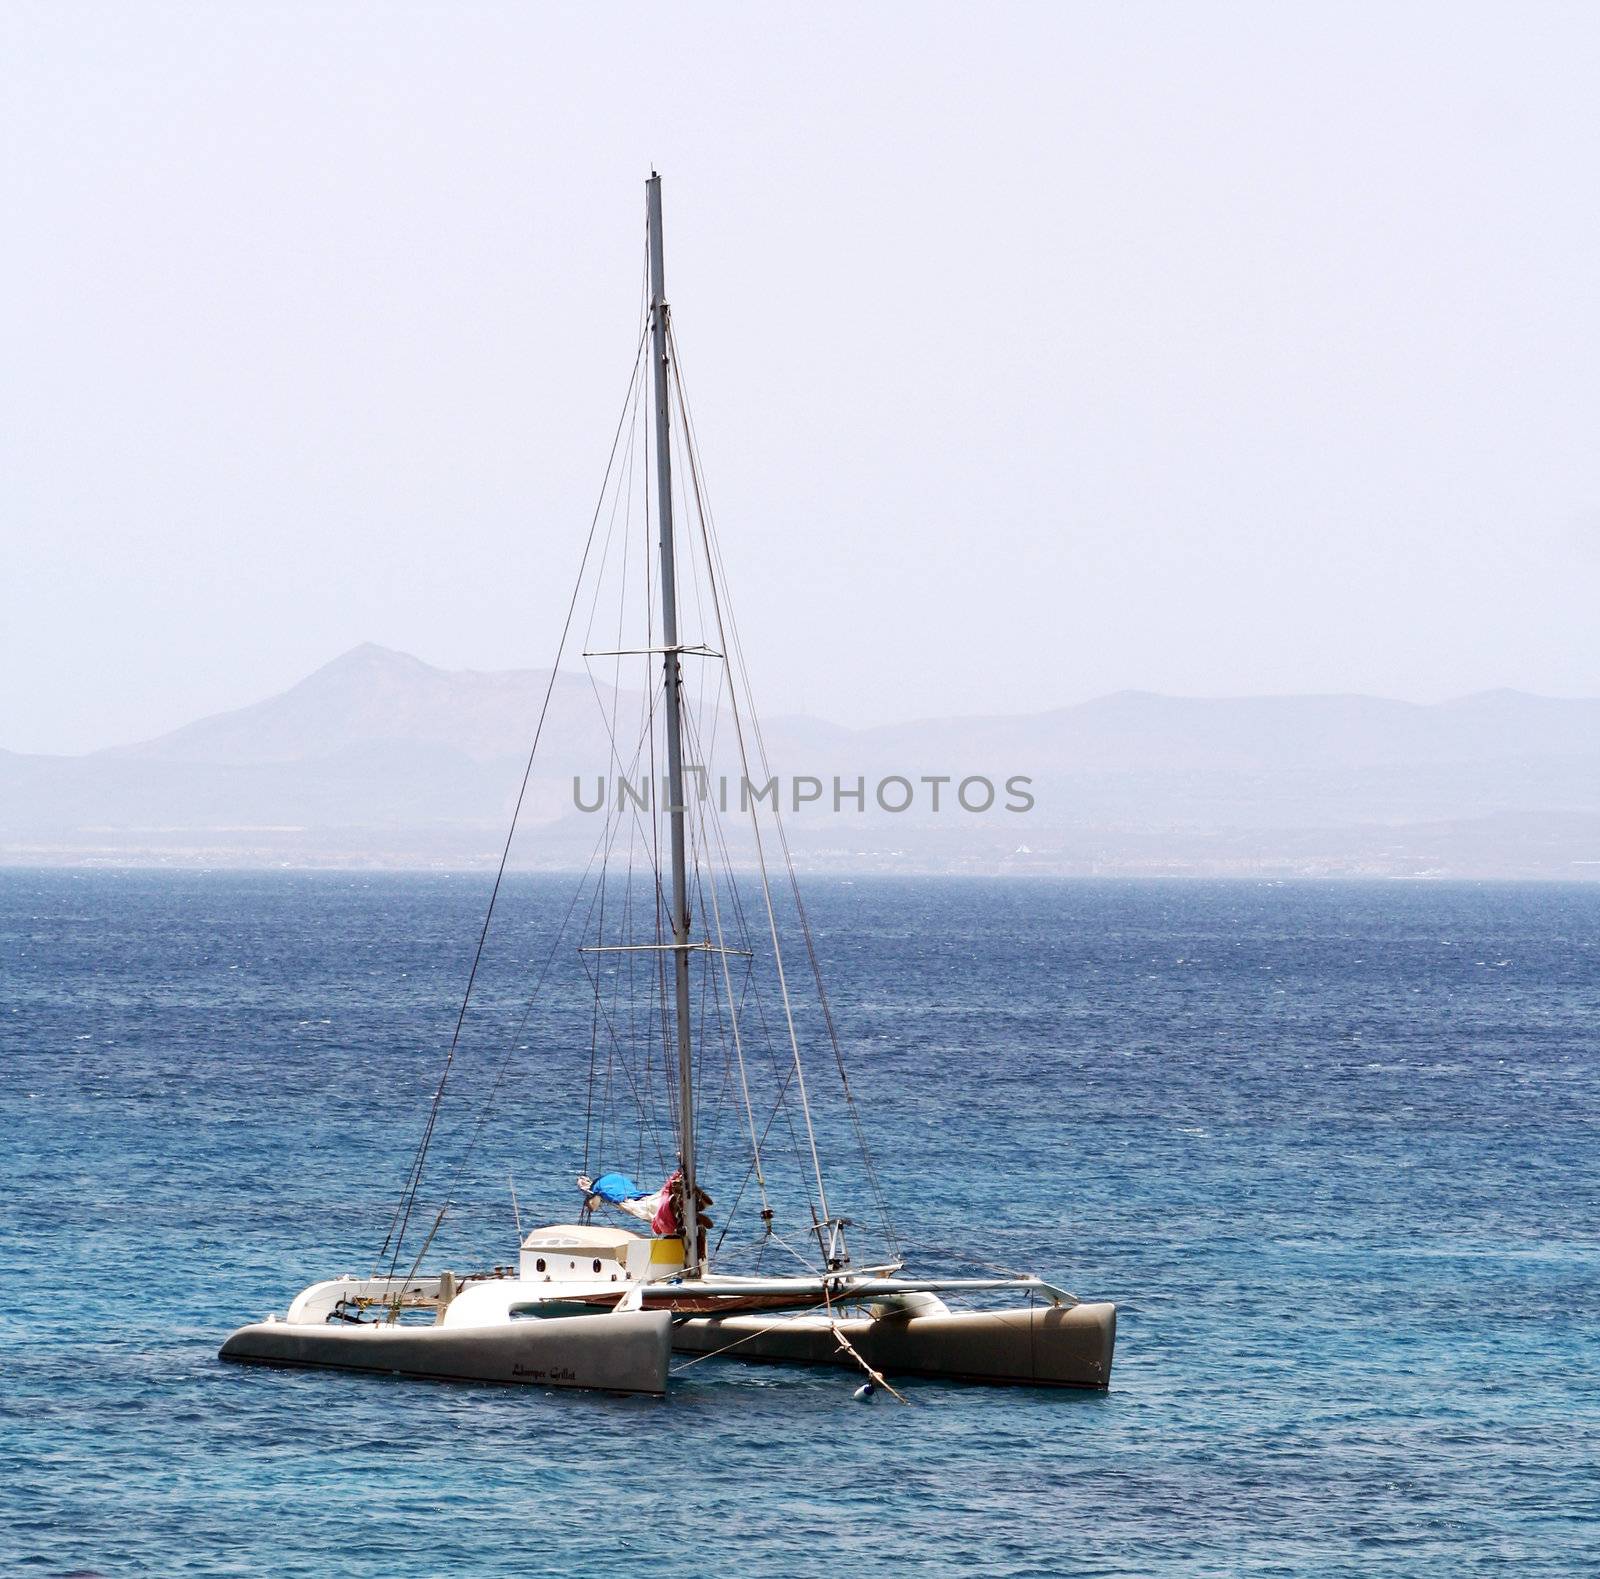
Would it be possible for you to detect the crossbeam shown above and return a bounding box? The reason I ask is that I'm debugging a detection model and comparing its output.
[578,943,753,956]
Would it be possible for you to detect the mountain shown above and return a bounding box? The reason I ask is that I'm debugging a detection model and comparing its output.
[2,645,1597,876]
[98,644,608,768]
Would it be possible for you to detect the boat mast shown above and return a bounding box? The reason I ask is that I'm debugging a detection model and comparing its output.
[647,171,700,1274]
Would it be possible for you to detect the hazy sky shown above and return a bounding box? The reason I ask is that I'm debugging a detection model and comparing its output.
[4,2,1598,754]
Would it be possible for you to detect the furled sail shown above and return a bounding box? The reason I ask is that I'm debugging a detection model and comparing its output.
[579,1171,670,1229]
[579,1170,714,1242]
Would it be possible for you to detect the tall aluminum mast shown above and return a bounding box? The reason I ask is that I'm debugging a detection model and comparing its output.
[647,172,700,1273]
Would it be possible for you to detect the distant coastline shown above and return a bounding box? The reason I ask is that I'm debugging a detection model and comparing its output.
[4,644,1597,879]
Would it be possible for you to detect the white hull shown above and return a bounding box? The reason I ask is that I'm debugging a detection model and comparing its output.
[672,1300,1116,1389]
[219,1310,672,1396]
[216,1242,1113,1397]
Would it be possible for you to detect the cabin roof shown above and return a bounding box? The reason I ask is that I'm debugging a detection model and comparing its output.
[521,1224,640,1251]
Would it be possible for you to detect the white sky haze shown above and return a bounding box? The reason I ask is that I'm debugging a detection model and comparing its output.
[3,1,1598,753]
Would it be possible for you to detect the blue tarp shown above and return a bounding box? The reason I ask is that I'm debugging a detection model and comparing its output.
[590,1171,646,1204]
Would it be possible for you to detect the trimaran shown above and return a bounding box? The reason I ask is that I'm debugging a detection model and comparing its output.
[220,175,1116,1397]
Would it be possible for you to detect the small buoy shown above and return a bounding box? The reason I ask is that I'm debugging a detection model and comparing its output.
[852,1382,876,1402]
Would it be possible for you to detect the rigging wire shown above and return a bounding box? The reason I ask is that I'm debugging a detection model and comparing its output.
[579,336,645,1180]
[674,667,824,1264]
[660,323,832,1256]
[374,321,651,1282]
[394,836,615,1288]
[678,705,771,1218]
[667,319,901,1261]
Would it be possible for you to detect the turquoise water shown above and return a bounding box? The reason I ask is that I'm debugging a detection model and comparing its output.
[4,872,1597,1576]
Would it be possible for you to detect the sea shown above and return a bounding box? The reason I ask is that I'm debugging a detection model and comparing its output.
[3,870,1596,1577]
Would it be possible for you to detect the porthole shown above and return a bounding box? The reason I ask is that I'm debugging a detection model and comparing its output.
[535,1257,546,1272]
[593,1259,602,1273]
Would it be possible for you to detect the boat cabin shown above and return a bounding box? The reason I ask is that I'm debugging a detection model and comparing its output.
[519,1225,684,1285]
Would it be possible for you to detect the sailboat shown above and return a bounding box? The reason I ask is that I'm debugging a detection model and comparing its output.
[219,175,1116,1397]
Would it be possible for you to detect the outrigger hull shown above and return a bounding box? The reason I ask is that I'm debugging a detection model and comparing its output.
[218,1310,672,1396]
[671,1300,1116,1389]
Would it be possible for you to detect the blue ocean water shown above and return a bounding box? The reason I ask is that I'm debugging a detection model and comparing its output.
[3,870,1597,1577]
